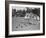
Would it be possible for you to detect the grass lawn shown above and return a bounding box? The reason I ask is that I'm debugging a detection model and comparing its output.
[12,16,40,31]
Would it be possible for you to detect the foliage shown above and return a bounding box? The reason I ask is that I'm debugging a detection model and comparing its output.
[12,7,40,17]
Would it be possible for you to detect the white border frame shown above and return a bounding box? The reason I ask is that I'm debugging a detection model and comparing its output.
[9,4,43,35]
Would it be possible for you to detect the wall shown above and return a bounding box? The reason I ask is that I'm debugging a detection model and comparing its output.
[0,0,46,38]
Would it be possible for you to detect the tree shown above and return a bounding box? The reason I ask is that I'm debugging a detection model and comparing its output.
[12,9,16,17]
[32,8,40,17]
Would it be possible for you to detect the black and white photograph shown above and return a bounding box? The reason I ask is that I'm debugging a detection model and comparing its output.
[12,7,40,31]
[5,1,45,37]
